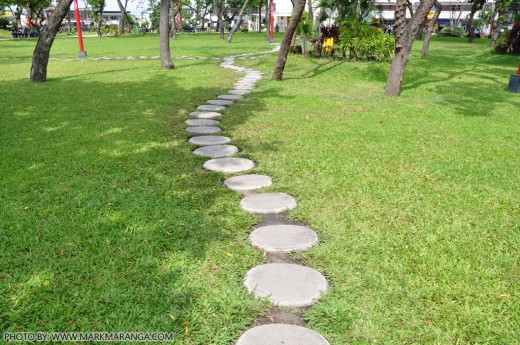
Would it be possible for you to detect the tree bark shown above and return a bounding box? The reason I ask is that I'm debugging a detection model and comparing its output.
[170,0,181,38]
[116,0,126,33]
[227,0,250,42]
[272,0,306,80]
[467,0,484,43]
[385,0,435,96]
[422,0,441,56]
[160,0,174,69]
[265,0,270,39]
[257,2,262,32]
[213,0,224,38]
[30,0,74,82]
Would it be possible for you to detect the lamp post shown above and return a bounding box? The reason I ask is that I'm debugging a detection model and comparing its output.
[73,0,86,57]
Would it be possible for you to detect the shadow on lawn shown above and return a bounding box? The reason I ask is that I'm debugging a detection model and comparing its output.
[0,65,272,339]
[401,52,520,116]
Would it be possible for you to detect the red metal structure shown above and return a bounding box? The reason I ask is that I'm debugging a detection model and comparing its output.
[73,0,86,57]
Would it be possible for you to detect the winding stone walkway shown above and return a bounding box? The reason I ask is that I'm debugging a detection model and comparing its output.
[186,49,329,345]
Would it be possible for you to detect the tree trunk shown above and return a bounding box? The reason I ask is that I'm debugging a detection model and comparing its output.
[258,3,261,32]
[467,1,483,43]
[116,0,126,33]
[96,1,105,37]
[227,0,250,42]
[385,0,435,96]
[265,0,270,39]
[160,0,174,69]
[272,0,306,80]
[169,0,175,37]
[213,0,224,38]
[467,9,476,42]
[30,0,74,82]
[422,1,441,56]
[307,0,313,21]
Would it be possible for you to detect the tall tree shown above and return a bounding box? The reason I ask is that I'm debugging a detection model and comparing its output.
[87,0,106,36]
[385,0,436,96]
[159,0,174,69]
[115,0,129,33]
[467,0,486,42]
[30,0,74,82]
[422,0,441,56]
[227,0,251,42]
[213,0,224,38]
[272,0,306,80]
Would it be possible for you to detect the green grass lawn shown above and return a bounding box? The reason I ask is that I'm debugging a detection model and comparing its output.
[1,33,518,344]
[227,36,519,344]
[0,33,275,344]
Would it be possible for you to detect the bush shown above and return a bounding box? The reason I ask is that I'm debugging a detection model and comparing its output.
[0,17,9,30]
[507,23,520,54]
[339,20,394,61]
[241,27,249,33]
[313,25,340,56]
[439,26,466,37]
[495,36,509,54]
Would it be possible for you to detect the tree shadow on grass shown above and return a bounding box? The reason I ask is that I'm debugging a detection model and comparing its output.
[400,52,520,116]
[0,62,273,342]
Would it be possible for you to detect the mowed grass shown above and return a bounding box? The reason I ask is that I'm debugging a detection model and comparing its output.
[224,37,519,344]
[0,33,276,344]
[1,33,518,345]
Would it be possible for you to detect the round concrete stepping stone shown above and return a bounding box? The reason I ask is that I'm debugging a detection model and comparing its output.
[193,145,239,158]
[244,263,328,307]
[185,119,220,126]
[250,225,318,253]
[224,174,272,192]
[236,324,329,345]
[228,90,250,95]
[218,94,244,100]
[207,99,234,106]
[204,158,255,173]
[235,84,256,89]
[188,135,231,146]
[240,193,297,214]
[189,111,221,119]
[185,126,221,134]
[197,105,226,111]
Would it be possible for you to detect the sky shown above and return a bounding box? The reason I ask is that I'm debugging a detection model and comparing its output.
[77,0,149,16]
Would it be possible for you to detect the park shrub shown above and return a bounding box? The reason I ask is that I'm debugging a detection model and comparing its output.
[439,26,466,37]
[0,17,9,30]
[507,22,520,54]
[494,36,508,54]
[312,25,340,56]
[241,27,249,33]
[339,20,394,61]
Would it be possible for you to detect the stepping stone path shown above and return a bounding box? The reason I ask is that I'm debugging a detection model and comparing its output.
[185,119,220,126]
[185,126,220,134]
[207,99,234,106]
[240,193,297,214]
[203,157,255,173]
[244,263,328,307]
[236,324,329,345]
[193,145,239,158]
[188,135,230,146]
[197,104,225,111]
[250,225,318,253]
[218,94,243,100]
[184,49,329,344]
[189,111,221,119]
[224,174,272,192]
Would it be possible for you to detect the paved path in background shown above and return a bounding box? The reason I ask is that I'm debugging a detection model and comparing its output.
[0,55,262,61]
[185,47,331,345]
